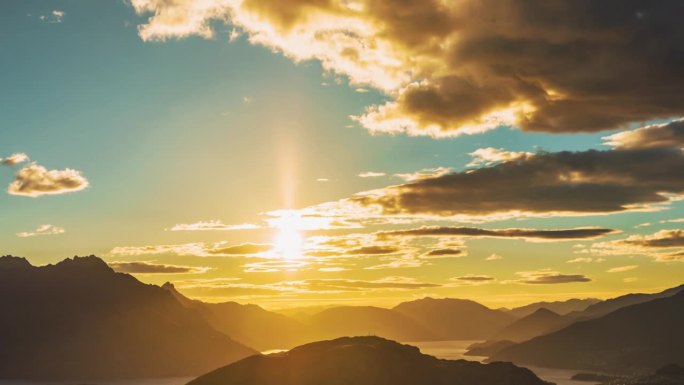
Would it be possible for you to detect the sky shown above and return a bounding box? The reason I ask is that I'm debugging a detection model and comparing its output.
[1,0,683,310]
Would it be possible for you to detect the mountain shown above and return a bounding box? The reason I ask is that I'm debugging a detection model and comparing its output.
[393,297,516,340]
[508,298,600,318]
[0,255,256,380]
[573,284,684,319]
[307,306,436,342]
[491,289,684,374]
[188,336,549,385]
[490,308,570,343]
[163,282,309,351]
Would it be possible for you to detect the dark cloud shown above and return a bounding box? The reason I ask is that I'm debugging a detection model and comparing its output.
[622,230,684,248]
[345,246,401,255]
[108,261,209,274]
[425,248,463,257]
[516,270,592,285]
[378,226,616,240]
[134,0,684,136]
[604,119,684,150]
[353,148,684,217]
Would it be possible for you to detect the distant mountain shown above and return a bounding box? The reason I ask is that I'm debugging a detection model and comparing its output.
[163,282,309,351]
[0,255,256,380]
[393,298,516,340]
[188,336,549,385]
[573,284,684,319]
[307,306,436,342]
[491,289,684,374]
[508,298,600,318]
[490,308,570,343]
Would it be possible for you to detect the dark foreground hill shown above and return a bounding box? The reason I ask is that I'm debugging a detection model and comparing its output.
[164,282,309,350]
[491,290,684,374]
[188,336,550,385]
[0,255,256,380]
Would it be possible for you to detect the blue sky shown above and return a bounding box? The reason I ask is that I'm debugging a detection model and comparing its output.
[1,0,683,308]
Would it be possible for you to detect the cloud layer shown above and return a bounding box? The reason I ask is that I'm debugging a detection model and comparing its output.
[133,0,684,137]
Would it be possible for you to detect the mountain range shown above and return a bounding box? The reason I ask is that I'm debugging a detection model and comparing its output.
[0,255,255,380]
[491,289,684,374]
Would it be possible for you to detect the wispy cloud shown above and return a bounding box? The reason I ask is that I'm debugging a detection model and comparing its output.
[108,261,211,274]
[606,265,639,273]
[16,224,65,238]
[168,220,261,231]
[358,171,386,178]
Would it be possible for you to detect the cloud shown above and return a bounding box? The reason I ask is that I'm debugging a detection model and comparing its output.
[578,230,684,262]
[1,153,30,166]
[621,229,684,248]
[603,119,684,150]
[39,10,65,23]
[168,220,261,231]
[316,178,330,182]
[424,248,463,258]
[7,163,89,198]
[132,0,684,137]
[486,254,503,261]
[110,242,272,257]
[108,261,210,274]
[566,257,605,264]
[345,245,401,255]
[450,275,495,285]
[606,265,639,273]
[393,167,451,182]
[359,171,386,178]
[377,226,616,241]
[173,276,440,297]
[467,147,534,168]
[514,270,591,285]
[16,224,65,238]
[350,148,684,219]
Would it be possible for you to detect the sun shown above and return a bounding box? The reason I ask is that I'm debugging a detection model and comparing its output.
[273,212,304,260]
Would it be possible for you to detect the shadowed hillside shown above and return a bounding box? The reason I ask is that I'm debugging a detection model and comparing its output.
[188,336,550,385]
[393,298,516,340]
[0,255,256,380]
[307,306,437,342]
[507,298,600,318]
[491,290,684,374]
[164,283,310,350]
[491,308,570,343]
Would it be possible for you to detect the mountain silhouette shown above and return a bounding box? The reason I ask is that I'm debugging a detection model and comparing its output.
[187,336,550,385]
[571,284,684,319]
[465,340,517,358]
[393,298,516,340]
[491,289,684,374]
[507,298,600,318]
[490,308,570,343]
[163,282,309,350]
[307,306,437,342]
[0,256,256,380]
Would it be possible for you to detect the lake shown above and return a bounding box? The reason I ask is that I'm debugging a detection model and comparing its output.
[0,340,596,385]
[410,340,597,385]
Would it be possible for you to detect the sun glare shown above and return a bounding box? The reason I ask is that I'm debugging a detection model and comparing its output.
[273,212,305,260]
